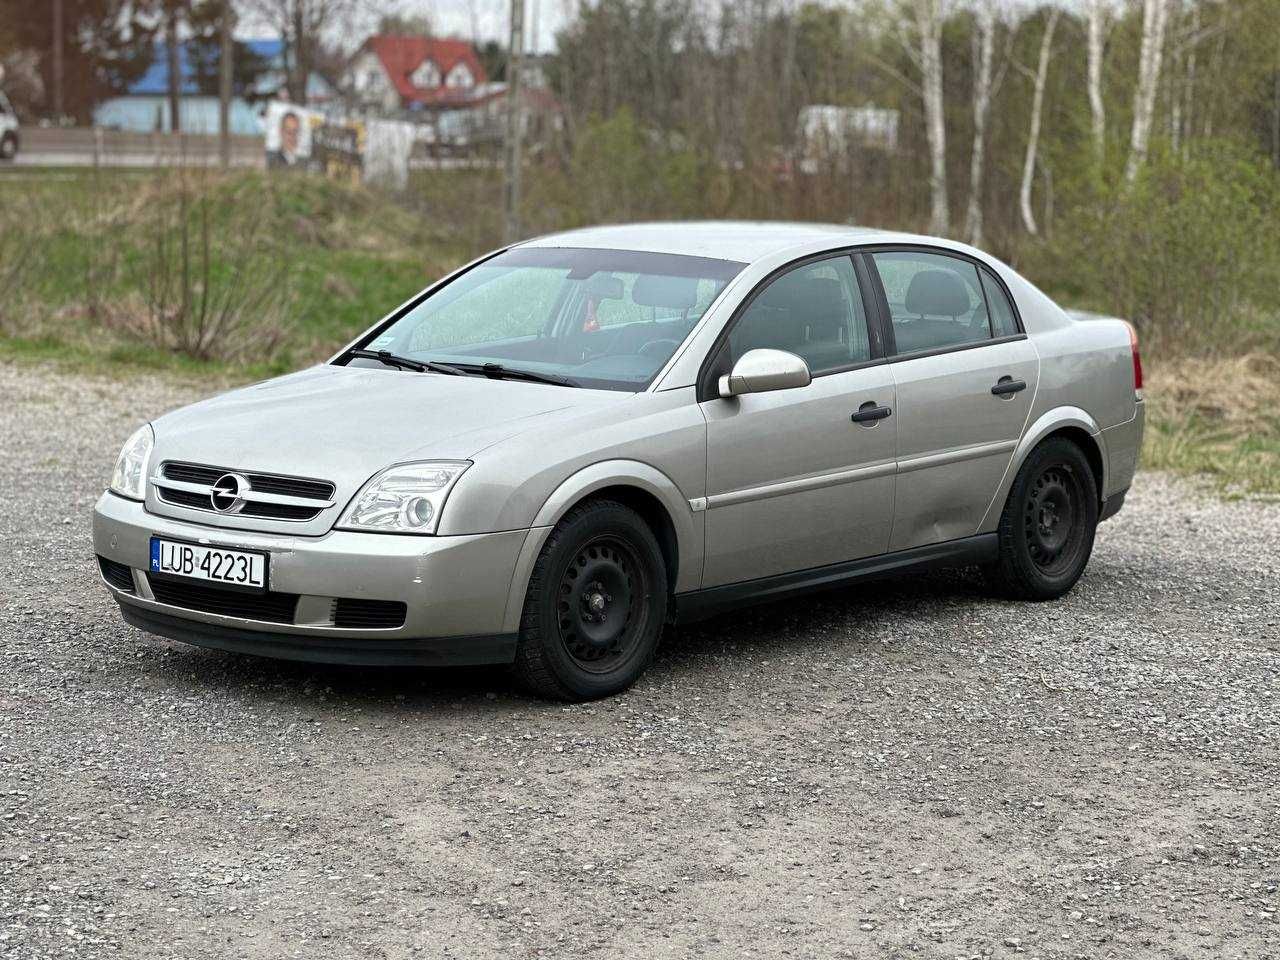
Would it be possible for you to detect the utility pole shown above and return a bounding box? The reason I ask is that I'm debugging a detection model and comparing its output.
[52,0,64,120]
[219,0,234,168]
[502,0,525,244]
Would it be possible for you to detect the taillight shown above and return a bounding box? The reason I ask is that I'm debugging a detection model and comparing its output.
[1126,322,1144,396]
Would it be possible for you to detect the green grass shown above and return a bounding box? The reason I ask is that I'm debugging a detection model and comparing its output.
[4,166,1279,499]
[0,167,470,374]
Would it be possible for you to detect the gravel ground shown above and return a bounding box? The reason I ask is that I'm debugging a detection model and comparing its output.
[2,360,1278,960]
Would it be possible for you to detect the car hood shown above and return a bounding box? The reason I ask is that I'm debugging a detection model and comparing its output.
[150,364,625,519]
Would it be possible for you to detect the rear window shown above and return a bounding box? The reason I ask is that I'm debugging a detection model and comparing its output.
[872,251,991,355]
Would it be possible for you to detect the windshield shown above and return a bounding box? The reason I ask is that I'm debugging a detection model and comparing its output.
[349,247,745,391]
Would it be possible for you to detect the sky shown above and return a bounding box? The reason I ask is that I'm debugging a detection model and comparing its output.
[237,0,574,56]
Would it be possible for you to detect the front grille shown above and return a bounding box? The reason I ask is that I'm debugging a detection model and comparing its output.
[333,598,408,629]
[147,577,299,624]
[98,556,135,592]
[156,462,336,522]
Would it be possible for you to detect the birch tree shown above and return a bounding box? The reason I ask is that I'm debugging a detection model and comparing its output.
[964,0,997,246]
[1017,6,1059,235]
[1124,0,1172,182]
[1084,0,1110,165]
[875,0,950,233]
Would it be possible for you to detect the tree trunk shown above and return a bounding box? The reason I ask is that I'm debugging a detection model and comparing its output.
[219,0,234,168]
[290,0,308,104]
[965,1,995,247]
[503,0,526,243]
[166,3,182,133]
[1124,0,1170,183]
[1020,8,1059,236]
[1085,0,1106,166]
[916,0,948,235]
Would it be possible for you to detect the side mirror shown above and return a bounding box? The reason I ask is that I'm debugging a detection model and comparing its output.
[718,348,812,398]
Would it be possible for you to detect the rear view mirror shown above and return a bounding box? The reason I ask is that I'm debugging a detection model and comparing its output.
[718,349,812,398]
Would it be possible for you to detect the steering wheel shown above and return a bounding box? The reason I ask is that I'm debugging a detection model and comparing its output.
[638,338,682,359]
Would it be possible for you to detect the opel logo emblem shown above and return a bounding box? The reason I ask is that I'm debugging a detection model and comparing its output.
[210,473,249,513]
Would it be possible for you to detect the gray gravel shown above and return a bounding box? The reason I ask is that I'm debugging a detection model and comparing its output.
[2,360,1278,960]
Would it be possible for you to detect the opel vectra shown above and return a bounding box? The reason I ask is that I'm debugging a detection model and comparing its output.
[94,222,1145,700]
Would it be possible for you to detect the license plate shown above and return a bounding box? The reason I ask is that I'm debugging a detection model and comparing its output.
[149,537,268,591]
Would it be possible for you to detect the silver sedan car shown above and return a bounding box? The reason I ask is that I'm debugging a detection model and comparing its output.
[93,222,1145,700]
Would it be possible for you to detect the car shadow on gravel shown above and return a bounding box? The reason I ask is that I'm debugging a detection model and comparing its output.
[136,565,993,708]
[657,565,992,666]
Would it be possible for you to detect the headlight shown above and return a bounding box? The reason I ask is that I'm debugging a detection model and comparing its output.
[109,424,154,501]
[337,461,470,535]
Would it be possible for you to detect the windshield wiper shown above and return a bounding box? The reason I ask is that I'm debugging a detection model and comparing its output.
[348,349,466,377]
[475,362,579,388]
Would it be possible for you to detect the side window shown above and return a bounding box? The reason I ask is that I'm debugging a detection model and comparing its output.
[872,251,990,355]
[728,256,870,376]
[980,268,1020,337]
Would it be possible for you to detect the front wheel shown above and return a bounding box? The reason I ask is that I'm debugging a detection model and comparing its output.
[983,437,1099,600]
[0,134,16,161]
[512,499,667,701]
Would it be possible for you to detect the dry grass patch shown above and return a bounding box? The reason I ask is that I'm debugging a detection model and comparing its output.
[1144,352,1280,498]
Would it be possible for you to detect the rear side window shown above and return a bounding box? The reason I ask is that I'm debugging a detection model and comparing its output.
[872,251,990,355]
[728,256,871,376]
[980,268,1020,337]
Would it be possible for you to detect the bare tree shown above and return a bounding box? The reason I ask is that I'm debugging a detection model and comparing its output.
[1084,0,1110,166]
[964,0,998,246]
[1017,6,1059,235]
[244,0,352,104]
[888,0,950,234]
[1124,0,1171,182]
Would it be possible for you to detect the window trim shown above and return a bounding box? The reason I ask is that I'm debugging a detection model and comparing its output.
[859,244,1026,360]
[694,251,883,402]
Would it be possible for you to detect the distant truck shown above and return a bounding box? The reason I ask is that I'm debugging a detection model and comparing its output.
[0,91,18,160]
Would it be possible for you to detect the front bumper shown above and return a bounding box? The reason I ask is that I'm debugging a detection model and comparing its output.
[92,492,528,665]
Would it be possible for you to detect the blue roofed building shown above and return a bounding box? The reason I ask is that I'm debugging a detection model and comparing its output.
[92,40,334,136]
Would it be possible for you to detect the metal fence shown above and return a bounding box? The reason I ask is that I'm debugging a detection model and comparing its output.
[13,128,265,168]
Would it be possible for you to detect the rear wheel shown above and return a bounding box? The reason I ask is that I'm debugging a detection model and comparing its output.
[984,437,1099,600]
[0,134,16,161]
[512,499,667,701]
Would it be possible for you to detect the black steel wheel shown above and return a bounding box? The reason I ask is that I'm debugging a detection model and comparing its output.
[513,499,667,701]
[984,437,1099,600]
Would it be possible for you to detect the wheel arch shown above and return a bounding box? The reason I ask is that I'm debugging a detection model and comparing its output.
[501,460,702,634]
[978,406,1107,533]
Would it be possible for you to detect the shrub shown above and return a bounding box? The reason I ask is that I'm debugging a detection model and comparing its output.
[1039,142,1280,355]
[118,171,293,362]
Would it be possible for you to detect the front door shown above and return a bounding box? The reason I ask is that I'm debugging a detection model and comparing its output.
[865,249,1039,552]
[700,255,897,588]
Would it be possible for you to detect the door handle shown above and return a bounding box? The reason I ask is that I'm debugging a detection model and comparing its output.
[991,376,1027,396]
[851,402,893,423]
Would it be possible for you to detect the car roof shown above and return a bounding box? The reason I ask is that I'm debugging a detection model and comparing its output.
[520,220,957,265]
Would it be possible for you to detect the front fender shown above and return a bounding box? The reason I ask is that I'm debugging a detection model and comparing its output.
[976,406,1106,533]
[501,460,703,634]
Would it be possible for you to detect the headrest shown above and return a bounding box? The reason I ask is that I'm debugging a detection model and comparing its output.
[632,274,699,310]
[904,269,970,318]
[759,275,846,316]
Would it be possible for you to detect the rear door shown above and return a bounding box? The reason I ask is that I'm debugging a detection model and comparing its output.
[864,248,1038,552]
[700,254,897,587]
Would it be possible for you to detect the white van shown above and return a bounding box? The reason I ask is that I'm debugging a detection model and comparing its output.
[0,91,19,161]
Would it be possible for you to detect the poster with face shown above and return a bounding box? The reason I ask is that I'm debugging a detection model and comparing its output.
[263,101,315,169]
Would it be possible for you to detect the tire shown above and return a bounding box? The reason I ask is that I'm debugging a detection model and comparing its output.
[511,499,668,701]
[0,134,16,161]
[983,437,1099,601]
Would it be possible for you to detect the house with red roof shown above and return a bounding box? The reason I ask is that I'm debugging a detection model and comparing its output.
[345,36,487,113]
